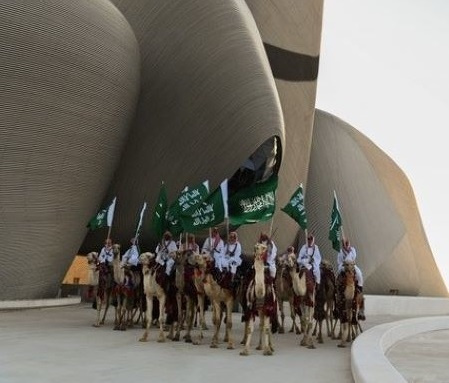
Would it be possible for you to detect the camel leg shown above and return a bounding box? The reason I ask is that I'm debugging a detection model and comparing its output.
[210,301,221,348]
[193,297,205,345]
[278,301,285,334]
[173,293,183,342]
[197,295,207,331]
[256,319,263,350]
[184,298,194,343]
[338,322,349,347]
[93,295,102,327]
[317,320,324,344]
[240,317,254,356]
[225,300,234,349]
[100,293,111,325]
[139,295,152,342]
[262,314,273,356]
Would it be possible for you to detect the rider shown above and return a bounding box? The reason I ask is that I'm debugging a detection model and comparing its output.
[297,234,322,287]
[180,233,200,253]
[201,227,225,271]
[120,237,140,287]
[223,231,243,277]
[155,230,178,276]
[337,238,365,319]
[259,232,277,280]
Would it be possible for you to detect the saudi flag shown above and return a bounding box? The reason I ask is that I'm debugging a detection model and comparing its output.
[86,197,117,231]
[179,179,228,233]
[328,191,343,251]
[228,175,278,226]
[281,184,307,230]
[151,182,168,239]
[166,180,210,236]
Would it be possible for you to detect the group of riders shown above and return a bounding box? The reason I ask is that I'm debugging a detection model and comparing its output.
[91,225,366,329]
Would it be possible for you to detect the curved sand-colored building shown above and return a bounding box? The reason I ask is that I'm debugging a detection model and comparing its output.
[307,110,447,297]
[0,0,140,300]
[1,0,445,300]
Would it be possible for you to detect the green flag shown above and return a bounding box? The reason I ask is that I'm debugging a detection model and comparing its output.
[166,180,210,236]
[228,175,278,226]
[179,179,228,233]
[281,183,307,230]
[86,197,117,231]
[328,191,343,251]
[151,182,168,239]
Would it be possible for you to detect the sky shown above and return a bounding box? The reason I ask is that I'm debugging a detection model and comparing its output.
[315,0,449,292]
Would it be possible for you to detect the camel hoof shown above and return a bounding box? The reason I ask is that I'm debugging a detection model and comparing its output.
[139,338,148,342]
[255,346,262,351]
[92,324,100,328]
[337,344,346,348]
[210,344,218,349]
[227,344,234,350]
[318,339,323,344]
[307,344,316,349]
[263,350,273,356]
[157,338,166,343]
[172,336,180,342]
[185,338,192,343]
[240,350,249,356]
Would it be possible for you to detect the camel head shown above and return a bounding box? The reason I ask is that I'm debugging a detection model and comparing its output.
[321,259,334,271]
[253,242,268,262]
[139,252,155,265]
[112,243,121,258]
[86,251,98,265]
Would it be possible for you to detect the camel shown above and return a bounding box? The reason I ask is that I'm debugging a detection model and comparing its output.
[312,259,336,343]
[198,251,235,349]
[334,260,362,347]
[275,252,300,334]
[111,243,135,330]
[286,253,316,349]
[171,249,200,343]
[240,243,275,356]
[138,252,167,342]
[87,251,115,328]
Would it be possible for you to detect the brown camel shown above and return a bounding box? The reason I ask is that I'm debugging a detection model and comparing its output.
[199,251,235,349]
[111,244,135,331]
[87,251,115,328]
[171,249,200,343]
[286,254,316,349]
[312,259,336,343]
[335,260,362,347]
[240,243,275,356]
[138,252,167,343]
[275,252,300,334]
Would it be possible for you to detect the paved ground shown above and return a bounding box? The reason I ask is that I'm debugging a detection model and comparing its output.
[386,329,449,382]
[0,303,445,383]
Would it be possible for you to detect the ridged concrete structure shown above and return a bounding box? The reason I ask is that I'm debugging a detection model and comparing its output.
[2,1,446,300]
[81,0,323,254]
[307,110,447,297]
[0,0,140,299]
[82,0,284,252]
